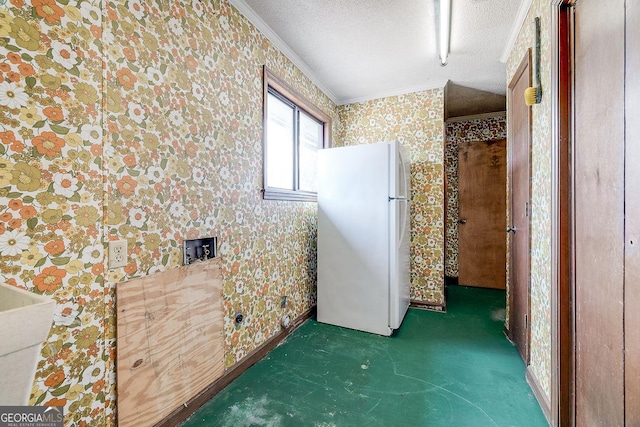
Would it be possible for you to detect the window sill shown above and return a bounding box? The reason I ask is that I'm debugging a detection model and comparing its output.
[263,188,317,202]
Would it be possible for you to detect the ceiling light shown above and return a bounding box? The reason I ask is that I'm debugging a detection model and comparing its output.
[439,0,451,66]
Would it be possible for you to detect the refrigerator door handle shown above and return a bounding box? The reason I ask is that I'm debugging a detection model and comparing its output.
[398,199,410,247]
[389,197,409,201]
[398,146,409,198]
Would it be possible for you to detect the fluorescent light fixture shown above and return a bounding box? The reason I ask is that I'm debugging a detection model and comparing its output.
[439,0,451,66]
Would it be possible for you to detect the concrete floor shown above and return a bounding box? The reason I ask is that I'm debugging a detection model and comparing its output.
[181,285,547,426]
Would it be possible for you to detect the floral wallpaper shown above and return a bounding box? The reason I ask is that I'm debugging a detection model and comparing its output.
[506,0,552,399]
[445,116,507,278]
[0,0,551,423]
[1,0,339,425]
[337,89,446,306]
[104,0,340,371]
[0,1,108,425]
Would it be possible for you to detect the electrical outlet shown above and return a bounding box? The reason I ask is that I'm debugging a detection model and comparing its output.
[108,240,127,269]
[235,311,244,326]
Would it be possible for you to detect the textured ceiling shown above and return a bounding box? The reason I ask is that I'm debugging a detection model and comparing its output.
[230,0,526,114]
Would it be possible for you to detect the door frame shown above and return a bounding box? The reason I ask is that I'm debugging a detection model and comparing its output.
[550,1,574,426]
[507,50,532,364]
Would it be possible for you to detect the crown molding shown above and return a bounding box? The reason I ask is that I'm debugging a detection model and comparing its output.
[227,0,339,105]
[338,80,448,106]
[446,111,506,123]
[500,0,533,63]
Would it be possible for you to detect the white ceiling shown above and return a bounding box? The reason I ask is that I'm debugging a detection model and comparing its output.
[229,0,529,109]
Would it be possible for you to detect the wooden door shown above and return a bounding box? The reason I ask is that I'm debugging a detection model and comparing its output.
[625,0,640,423]
[458,139,507,289]
[574,0,625,424]
[507,51,531,364]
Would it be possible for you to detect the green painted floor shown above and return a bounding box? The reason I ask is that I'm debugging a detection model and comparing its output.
[181,286,547,427]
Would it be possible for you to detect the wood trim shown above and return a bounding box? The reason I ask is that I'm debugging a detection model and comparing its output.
[527,366,552,425]
[444,276,459,286]
[507,49,533,365]
[263,66,332,148]
[445,111,506,123]
[155,306,316,427]
[508,50,531,94]
[410,300,446,312]
[503,324,512,342]
[261,66,332,201]
[550,1,575,426]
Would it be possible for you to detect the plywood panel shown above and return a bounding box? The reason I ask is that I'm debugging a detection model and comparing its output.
[458,139,507,289]
[574,0,625,425]
[117,259,224,427]
[625,0,640,423]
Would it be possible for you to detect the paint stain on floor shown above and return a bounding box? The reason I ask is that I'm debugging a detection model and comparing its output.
[490,307,506,322]
[218,396,282,427]
[181,286,547,427]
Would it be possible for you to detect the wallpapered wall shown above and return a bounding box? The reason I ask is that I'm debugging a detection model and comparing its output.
[445,116,507,278]
[506,0,552,399]
[337,90,446,306]
[0,2,109,425]
[0,1,339,425]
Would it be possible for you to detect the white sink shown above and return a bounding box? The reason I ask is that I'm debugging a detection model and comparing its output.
[0,282,55,405]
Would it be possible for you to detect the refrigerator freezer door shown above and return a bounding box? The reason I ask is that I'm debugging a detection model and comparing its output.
[318,143,392,336]
[389,141,411,199]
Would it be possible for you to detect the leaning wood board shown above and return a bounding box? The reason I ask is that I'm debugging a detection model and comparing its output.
[117,258,224,427]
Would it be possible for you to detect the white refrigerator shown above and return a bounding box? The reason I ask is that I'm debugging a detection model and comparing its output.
[317,141,411,336]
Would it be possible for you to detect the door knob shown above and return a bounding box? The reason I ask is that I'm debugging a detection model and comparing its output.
[506,226,517,233]
[458,219,467,224]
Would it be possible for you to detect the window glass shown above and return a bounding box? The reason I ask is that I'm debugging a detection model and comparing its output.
[299,111,322,192]
[266,92,294,190]
[262,67,331,201]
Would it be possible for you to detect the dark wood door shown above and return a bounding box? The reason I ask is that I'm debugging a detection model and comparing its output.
[507,51,531,364]
[574,1,625,425]
[458,139,507,289]
[626,0,640,423]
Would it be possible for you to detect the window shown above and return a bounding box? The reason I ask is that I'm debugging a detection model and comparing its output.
[263,67,331,201]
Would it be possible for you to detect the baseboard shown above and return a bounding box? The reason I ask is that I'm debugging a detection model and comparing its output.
[410,299,446,312]
[444,276,459,286]
[503,324,513,343]
[155,306,316,427]
[526,365,552,426]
